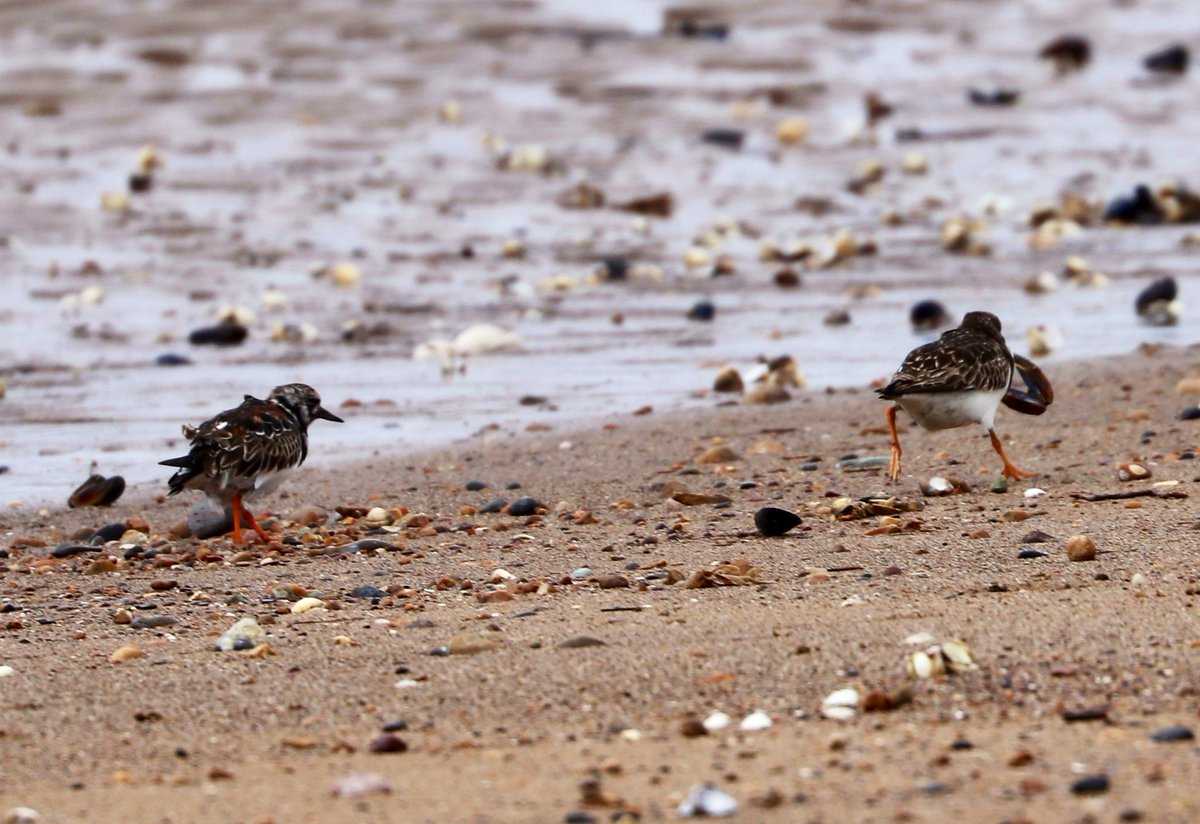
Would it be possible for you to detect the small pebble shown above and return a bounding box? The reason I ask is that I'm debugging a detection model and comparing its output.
[687,300,716,322]
[130,615,177,629]
[216,617,266,651]
[1071,774,1110,795]
[1066,535,1096,562]
[155,353,192,367]
[3,809,40,824]
[570,567,593,580]
[1021,529,1054,543]
[1150,724,1195,742]
[678,783,739,818]
[330,772,393,798]
[479,498,508,514]
[1180,406,1200,421]
[90,523,127,544]
[702,711,731,731]
[1017,549,1047,560]
[464,480,488,491]
[368,734,408,754]
[990,477,1009,493]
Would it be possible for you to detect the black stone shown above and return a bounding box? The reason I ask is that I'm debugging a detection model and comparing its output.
[155,352,192,367]
[91,522,128,544]
[1070,774,1110,795]
[564,813,599,824]
[51,544,99,559]
[1020,529,1054,543]
[967,87,1020,106]
[1017,549,1048,559]
[188,321,248,347]
[910,299,949,331]
[505,482,522,490]
[738,481,758,489]
[700,128,744,150]
[128,172,153,193]
[1150,724,1195,742]
[1136,277,1177,315]
[1180,407,1200,421]
[349,585,389,599]
[1144,43,1189,74]
[1104,184,1163,225]
[346,539,397,552]
[508,497,538,517]
[1039,34,1091,70]
[601,257,629,281]
[949,739,974,750]
[381,719,408,732]
[368,733,408,754]
[754,506,802,537]
[687,300,715,321]
[464,480,489,491]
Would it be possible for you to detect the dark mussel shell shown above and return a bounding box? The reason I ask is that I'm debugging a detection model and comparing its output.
[68,473,126,508]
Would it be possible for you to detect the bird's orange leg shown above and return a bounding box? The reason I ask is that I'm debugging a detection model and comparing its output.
[989,429,1036,480]
[229,493,245,543]
[886,404,902,483]
[239,501,271,543]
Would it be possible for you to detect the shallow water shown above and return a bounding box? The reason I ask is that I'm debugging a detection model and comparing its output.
[0,0,1196,508]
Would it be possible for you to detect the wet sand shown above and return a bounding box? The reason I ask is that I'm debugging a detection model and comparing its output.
[2,0,1199,505]
[3,346,1200,823]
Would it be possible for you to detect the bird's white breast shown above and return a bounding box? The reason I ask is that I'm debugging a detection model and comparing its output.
[896,387,1006,432]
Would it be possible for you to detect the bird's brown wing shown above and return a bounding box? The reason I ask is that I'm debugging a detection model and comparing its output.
[878,327,1012,398]
[189,397,308,483]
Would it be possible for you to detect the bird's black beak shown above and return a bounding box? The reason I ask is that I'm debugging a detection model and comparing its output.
[314,405,344,423]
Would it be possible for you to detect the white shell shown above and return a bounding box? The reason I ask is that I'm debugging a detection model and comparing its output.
[678,784,739,818]
[821,687,860,719]
[738,710,772,731]
[702,711,731,731]
[1023,488,1046,498]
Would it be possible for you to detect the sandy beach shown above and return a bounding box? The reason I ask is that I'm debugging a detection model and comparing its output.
[4,0,1200,821]
[3,345,1200,823]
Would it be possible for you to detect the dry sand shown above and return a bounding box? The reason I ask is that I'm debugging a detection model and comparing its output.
[3,345,1200,823]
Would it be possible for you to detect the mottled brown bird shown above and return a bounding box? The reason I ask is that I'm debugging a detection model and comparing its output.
[877,311,1052,482]
[160,384,343,542]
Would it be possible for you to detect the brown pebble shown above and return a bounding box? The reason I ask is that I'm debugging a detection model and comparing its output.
[696,445,740,464]
[476,590,515,603]
[109,645,144,664]
[597,574,630,589]
[125,516,150,533]
[1008,749,1035,767]
[368,733,408,754]
[150,579,178,591]
[679,717,708,738]
[1066,535,1096,562]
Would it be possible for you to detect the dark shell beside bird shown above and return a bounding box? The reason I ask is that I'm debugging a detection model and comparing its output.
[68,473,126,508]
[910,300,950,331]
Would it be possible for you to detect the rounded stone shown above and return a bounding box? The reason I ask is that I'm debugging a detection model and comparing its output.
[754,507,802,537]
[1066,535,1097,562]
[507,497,538,517]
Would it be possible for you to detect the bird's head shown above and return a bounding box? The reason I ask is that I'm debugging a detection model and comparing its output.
[268,383,344,427]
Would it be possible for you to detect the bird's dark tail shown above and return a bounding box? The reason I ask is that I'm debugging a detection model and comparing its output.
[159,454,200,496]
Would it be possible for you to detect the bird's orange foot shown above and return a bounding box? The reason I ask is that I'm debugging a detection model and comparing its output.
[1002,462,1037,481]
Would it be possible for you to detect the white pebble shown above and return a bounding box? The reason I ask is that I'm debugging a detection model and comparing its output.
[738,710,772,731]
[702,710,731,731]
[678,783,738,818]
[1023,488,1046,498]
[821,687,860,720]
[0,665,13,678]
[291,597,327,614]
[4,808,40,824]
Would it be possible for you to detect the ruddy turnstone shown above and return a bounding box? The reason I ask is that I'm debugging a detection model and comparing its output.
[877,311,1053,483]
[160,383,343,542]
